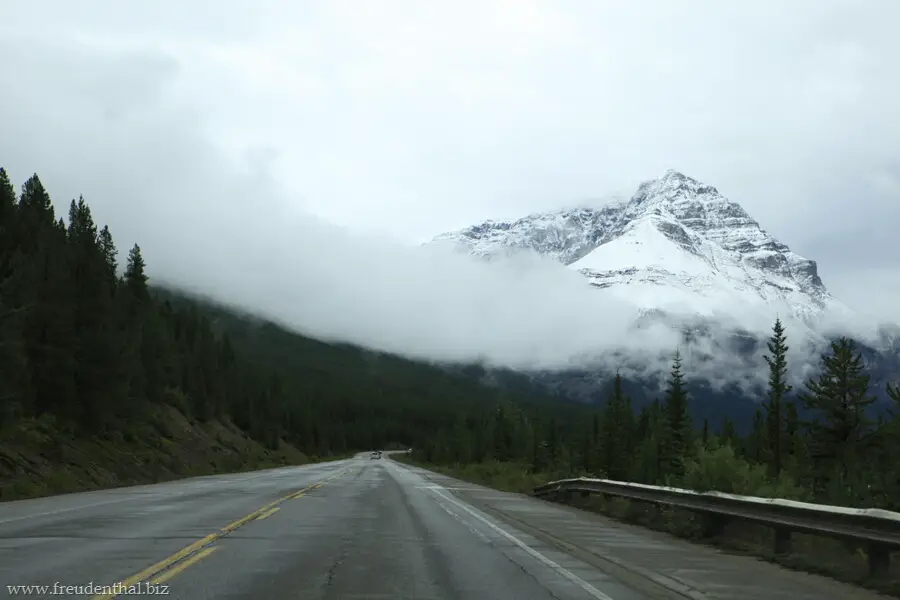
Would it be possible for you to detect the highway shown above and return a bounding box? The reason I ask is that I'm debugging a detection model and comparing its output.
[0,453,887,599]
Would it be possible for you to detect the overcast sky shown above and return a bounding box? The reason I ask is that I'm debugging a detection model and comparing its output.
[1,1,897,376]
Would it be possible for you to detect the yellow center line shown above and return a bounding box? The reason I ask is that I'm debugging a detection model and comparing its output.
[90,468,349,599]
[255,507,280,521]
[149,546,219,586]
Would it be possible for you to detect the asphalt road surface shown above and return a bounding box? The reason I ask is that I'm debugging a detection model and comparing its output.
[0,454,650,599]
[0,453,887,599]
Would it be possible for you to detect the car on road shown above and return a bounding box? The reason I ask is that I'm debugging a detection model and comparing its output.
[370,451,381,459]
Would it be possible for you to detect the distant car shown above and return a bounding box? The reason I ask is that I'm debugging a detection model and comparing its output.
[370,451,381,459]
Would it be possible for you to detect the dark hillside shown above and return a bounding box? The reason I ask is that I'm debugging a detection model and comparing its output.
[0,168,591,500]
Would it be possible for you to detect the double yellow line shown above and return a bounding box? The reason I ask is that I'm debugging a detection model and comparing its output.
[91,468,350,599]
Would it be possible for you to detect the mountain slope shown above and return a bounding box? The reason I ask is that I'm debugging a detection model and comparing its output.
[434,170,850,331]
[431,169,898,414]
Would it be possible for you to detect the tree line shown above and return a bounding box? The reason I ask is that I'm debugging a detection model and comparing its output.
[2,167,897,510]
[416,319,900,509]
[0,169,595,471]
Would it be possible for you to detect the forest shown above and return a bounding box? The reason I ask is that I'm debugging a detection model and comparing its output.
[0,168,590,498]
[1,166,898,517]
[414,317,900,511]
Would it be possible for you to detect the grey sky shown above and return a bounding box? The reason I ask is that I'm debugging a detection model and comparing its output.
[0,1,897,376]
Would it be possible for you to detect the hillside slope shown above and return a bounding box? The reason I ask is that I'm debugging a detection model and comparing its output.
[0,168,586,500]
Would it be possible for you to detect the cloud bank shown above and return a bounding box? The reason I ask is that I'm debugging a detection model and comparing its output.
[1,4,896,395]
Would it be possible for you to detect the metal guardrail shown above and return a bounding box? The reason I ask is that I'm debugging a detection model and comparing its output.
[533,477,900,579]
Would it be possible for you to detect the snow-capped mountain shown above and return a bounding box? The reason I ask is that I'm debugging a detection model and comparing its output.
[431,169,898,422]
[433,169,853,332]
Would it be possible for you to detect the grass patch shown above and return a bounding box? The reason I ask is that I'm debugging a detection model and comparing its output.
[0,406,351,502]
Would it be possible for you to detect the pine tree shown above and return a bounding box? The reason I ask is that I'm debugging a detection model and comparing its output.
[98,225,118,284]
[662,350,691,479]
[763,318,791,477]
[0,168,16,275]
[124,244,149,301]
[600,373,633,480]
[799,337,876,499]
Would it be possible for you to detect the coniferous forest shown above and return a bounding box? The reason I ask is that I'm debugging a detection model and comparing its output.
[0,168,593,499]
[2,169,900,588]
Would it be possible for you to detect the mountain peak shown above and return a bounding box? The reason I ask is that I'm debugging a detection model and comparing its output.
[631,169,730,212]
[430,171,838,327]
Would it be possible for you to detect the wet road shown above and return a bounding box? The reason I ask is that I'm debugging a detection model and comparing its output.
[1,454,649,599]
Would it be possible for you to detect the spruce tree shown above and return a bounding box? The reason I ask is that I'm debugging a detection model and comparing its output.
[124,244,149,300]
[763,317,791,477]
[0,168,16,275]
[601,373,633,479]
[98,225,118,284]
[799,337,876,498]
[662,350,691,479]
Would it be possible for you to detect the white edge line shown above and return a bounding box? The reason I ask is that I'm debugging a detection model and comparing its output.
[426,484,616,600]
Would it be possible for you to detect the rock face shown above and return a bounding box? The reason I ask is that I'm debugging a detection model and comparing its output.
[431,169,898,418]
[433,169,840,328]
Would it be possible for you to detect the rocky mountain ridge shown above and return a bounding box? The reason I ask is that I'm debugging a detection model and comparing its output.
[431,169,898,416]
[433,169,843,328]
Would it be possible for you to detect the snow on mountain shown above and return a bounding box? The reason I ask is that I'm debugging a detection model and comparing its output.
[432,169,859,335]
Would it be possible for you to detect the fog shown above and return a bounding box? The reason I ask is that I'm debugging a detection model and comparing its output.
[1,2,897,392]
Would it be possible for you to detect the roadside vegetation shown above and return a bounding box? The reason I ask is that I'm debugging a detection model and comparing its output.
[401,320,900,595]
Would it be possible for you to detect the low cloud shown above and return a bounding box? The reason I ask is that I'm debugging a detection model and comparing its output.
[1,28,894,398]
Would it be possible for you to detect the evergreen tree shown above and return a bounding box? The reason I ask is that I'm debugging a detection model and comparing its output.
[600,373,633,480]
[799,337,876,499]
[762,318,791,477]
[720,415,738,447]
[98,225,118,284]
[0,168,16,275]
[124,244,149,302]
[662,350,691,480]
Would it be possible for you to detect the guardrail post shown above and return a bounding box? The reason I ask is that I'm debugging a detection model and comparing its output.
[569,490,591,507]
[701,514,729,540]
[868,542,890,580]
[773,527,792,556]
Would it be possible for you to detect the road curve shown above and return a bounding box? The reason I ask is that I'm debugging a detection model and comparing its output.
[0,453,648,599]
